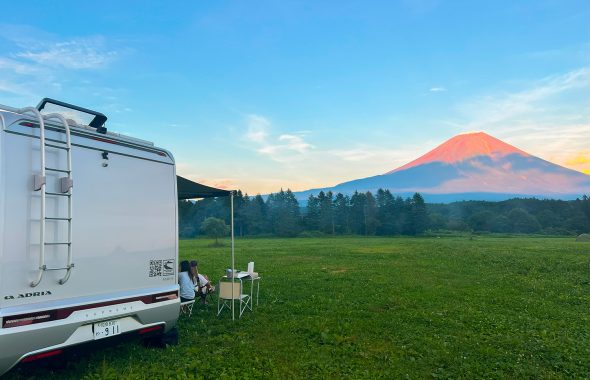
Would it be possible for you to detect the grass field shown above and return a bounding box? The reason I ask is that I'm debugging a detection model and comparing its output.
[6,236,590,379]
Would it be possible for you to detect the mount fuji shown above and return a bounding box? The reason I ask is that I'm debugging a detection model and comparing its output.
[295,132,590,203]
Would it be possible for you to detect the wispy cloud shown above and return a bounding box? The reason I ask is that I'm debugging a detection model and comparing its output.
[451,67,590,173]
[277,134,313,154]
[456,67,590,129]
[15,37,118,70]
[329,144,422,169]
[245,114,270,143]
[330,147,380,162]
[0,79,33,97]
[0,57,41,74]
[0,24,122,105]
[429,86,446,92]
[243,114,314,162]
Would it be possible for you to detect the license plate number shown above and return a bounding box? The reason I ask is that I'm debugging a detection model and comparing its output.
[93,320,121,340]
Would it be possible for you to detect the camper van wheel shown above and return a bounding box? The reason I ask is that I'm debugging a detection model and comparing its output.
[162,327,179,346]
[142,327,178,348]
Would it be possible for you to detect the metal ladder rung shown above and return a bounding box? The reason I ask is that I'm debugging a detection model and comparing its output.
[44,242,71,245]
[45,265,74,271]
[45,143,70,150]
[45,217,71,221]
[45,137,69,144]
[46,192,71,197]
[45,167,70,174]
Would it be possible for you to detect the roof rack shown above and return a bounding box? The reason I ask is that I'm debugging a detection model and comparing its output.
[1,100,155,148]
[37,98,108,133]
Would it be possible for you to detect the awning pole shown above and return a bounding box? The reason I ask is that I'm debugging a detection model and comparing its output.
[231,191,235,321]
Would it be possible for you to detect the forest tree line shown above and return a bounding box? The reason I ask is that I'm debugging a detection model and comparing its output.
[178,189,590,238]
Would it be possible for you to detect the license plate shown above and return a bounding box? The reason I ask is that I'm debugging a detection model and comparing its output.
[93,320,122,340]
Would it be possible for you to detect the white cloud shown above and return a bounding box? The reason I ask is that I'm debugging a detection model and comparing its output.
[329,145,420,168]
[429,86,446,92]
[0,57,41,75]
[278,134,313,153]
[452,66,590,173]
[330,148,375,162]
[15,37,117,70]
[245,114,270,143]
[0,79,31,96]
[457,67,590,129]
[0,25,122,106]
[243,114,314,162]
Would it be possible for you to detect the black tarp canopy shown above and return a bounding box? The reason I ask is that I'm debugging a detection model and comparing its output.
[176,175,239,320]
[177,175,231,199]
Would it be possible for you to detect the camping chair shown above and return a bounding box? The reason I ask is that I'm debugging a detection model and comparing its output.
[217,279,251,318]
[180,299,195,317]
[195,283,215,306]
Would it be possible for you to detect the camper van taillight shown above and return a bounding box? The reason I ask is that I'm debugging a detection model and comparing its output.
[2,311,55,328]
[138,325,164,335]
[21,349,63,363]
[152,291,178,303]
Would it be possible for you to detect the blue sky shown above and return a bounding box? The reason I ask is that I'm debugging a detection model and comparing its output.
[1,1,589,193]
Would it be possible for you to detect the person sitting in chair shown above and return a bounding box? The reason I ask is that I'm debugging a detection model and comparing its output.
[178,260,196,303]
[190,260,215,304]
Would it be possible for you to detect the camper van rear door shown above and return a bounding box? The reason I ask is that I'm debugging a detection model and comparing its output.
[93,320,122,340]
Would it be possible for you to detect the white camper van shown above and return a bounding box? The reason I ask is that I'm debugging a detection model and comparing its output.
[0,99,183,375]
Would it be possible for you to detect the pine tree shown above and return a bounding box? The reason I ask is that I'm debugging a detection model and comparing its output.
[318,191,335,234]
[333,193,350,234]
[411,193,428,235]
[306,194,320,231]
[364,191,379,235]
[376,189,395,235]
[233,190,246,237]
[267,189,301,237]
[349,191,366,235]
[244,194,267,235]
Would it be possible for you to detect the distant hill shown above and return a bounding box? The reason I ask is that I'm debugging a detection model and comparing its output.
[294,132,590,202]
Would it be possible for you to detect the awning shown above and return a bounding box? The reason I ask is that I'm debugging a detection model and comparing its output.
[176,175,239,320]
[177,175,232,199]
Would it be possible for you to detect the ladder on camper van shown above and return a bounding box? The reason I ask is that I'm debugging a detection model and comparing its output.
[17,108,74,287]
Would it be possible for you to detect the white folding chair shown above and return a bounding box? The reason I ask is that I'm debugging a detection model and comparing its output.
[217,280,251,318]
[180,299,195,317]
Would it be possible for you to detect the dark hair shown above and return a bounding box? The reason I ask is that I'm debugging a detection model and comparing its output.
[189,260,199,283]
[180,260,190,273]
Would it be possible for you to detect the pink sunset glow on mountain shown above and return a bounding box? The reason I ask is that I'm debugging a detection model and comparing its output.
[387,132,529,174]
[296,131,590,202]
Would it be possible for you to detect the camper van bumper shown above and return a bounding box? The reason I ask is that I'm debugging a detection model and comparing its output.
[0,299,179,375]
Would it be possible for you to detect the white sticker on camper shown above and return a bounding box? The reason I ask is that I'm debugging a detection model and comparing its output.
[149,259,175,277]
[162,259,175,276]
[149,260,163,277]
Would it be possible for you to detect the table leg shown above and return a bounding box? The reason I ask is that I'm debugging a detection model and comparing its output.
[249,277,254,310]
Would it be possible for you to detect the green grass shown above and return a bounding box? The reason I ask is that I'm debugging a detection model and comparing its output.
[6,236,590,379]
